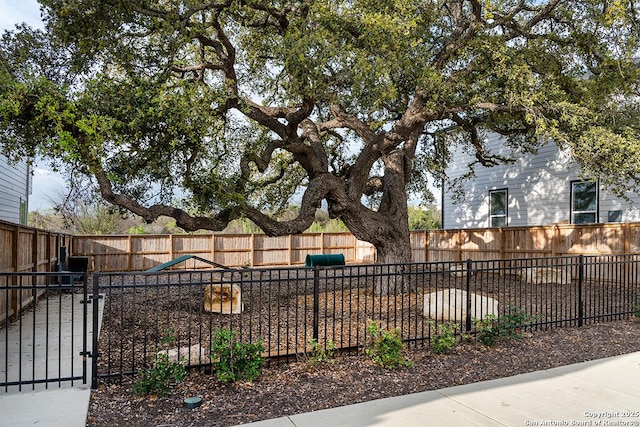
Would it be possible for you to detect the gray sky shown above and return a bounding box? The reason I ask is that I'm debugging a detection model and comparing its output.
[0,0,42,32]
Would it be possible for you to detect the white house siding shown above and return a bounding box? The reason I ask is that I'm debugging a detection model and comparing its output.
[442,133,640,229]
[0,155,31,224]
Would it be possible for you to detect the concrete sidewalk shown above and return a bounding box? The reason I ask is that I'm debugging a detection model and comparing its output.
[235,351,640,427]
[0,292,103,427]
[0,386,91,427]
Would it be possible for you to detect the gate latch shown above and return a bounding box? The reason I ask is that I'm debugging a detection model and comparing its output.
[81,294,104,304]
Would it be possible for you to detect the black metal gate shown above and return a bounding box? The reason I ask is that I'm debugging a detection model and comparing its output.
[1,271,90,392]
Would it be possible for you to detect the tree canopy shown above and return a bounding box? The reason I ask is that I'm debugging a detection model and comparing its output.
[1,0,639,266]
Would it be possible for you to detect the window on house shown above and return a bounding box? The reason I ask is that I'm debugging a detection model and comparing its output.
[489,189,507,227]
[571,181,598,224]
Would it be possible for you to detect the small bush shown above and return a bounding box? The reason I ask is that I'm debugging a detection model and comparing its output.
[211,328,265,383]
[308,338,337,364]
[133,353,186,396]
[474,314,501,346]
[431,322,458,354]
[365,320,413,369]
[634,296,640,319]
[160,328,177,345]
[475,307,531,346]
[500,308,530,339]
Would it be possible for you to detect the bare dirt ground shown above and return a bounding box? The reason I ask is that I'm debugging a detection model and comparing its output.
[86,318,640,427]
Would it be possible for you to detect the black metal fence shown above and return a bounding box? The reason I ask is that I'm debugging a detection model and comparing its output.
[0,272,89,391]
[91,254,640,387]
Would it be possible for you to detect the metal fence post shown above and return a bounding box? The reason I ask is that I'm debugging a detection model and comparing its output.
[465,259,472,332]
[81,272,88,385]
[91,273,100,389]
[312,266,320,343]
[578,255,584,327]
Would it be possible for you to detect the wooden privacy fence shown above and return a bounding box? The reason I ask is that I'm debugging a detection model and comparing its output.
[70,222,640,272]
[413,222,640,263]
[0,220,73,323]
[3,220,640,322]
[72,232,377,272]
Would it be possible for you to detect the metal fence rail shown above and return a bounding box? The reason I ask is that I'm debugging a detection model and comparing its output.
[0,272,89,392]
[91,254,640,387]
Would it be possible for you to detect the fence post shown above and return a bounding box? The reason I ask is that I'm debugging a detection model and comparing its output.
[250,234,255,267]
[289,234,293,266]
[126,235,132,272]
[465,259,472,332]
[424,230,429,263]
[312,266,320,343]
[578,255,584,327]
[10,226,19,315]
[81,270,88,385]
[32,229,38,273]
[91,273,100,389]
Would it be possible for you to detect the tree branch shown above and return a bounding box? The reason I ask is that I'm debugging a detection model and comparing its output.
[432,0,482,68]
[94,167,234,231]
[243,172,338,236]
[451,113,508,167]
[319,104,379,143]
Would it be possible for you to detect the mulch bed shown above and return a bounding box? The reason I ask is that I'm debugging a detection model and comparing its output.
[94,267,638,379]
[87,267,640,426]
[87,319,640,427]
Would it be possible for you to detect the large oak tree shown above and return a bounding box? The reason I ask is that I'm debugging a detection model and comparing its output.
[1,1,639,273]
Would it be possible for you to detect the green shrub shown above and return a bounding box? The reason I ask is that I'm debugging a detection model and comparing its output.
[634,296,640,319]
[211,328,265,383]
[431,322,458,354]
[160,328,177,345]
[365,320,413,369]
[308,338,337,364]
[475,307,531,346]
[133,353,186,396]
[501,307,533,340]
[127,225,148,235]
[474,314,501,346]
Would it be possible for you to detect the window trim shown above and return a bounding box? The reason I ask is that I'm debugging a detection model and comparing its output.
[489,188,508,228]
[570,180,599,224]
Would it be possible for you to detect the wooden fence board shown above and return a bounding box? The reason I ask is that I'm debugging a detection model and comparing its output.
[0,220,71,324]
[69,232,375,271]
[0,222,14,272]
[4,219,640,322]
[628,224,640,252]
[8,221,640,274]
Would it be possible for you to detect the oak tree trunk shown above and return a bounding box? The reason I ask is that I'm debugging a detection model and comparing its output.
[371,229,413,296]
[337,150,414,295]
